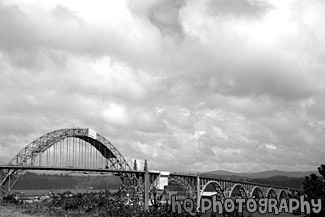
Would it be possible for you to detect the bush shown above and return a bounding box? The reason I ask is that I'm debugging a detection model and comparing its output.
[303,170,325,217]
[3,193,21,204]
[12,190,176,216]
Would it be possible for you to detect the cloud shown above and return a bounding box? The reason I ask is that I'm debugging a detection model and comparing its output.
[207,0,273,19]
[0,0,324,173]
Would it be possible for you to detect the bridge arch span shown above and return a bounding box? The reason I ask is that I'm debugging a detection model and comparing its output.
[266,188,277,200]
[251,186,264,199]
[229,183,248,198]
[278,189,288,201]
[200,181,225,202]
[9,128,130,170]
[168,176,196,199]
[1,128,141,196]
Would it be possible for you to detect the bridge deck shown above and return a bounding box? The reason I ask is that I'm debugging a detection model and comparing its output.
[0,165,158,175]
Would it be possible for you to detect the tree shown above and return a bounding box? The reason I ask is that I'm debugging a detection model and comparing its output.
[303,166,325,217]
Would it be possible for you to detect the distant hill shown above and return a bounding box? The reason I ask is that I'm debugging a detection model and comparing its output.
[13,170,318,191]
[205,169,317,179]
[13,172,122,190]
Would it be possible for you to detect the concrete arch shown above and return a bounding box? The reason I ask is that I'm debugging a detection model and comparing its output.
[200,181,225,202]
[251,186,264,199]
[169,176,196,199]
[278,189,288,201]
[229,184,248,198]
[266,188,277,199]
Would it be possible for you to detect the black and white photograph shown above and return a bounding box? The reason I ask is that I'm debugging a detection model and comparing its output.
[0,0,324,216]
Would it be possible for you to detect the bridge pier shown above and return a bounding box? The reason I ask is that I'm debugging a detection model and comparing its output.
[319,165,325,178]
[144,159,149,212]
[196,172,200,212]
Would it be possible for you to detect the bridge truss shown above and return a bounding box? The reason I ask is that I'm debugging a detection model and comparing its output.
[0,128,142,198]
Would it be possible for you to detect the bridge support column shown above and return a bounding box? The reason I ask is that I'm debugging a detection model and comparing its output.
[196,172,200,212]
[0,190,3,203]
[144,159,149,212]
[319,165,325,178]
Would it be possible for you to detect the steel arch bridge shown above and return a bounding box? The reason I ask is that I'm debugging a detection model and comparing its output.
[0,128,142,198]
[0,127,303,208]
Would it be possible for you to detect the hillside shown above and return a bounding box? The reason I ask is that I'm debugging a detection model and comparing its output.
[202,169,318,189]
[13,172,122,190]
[12,169,317,191]
[205,169,317,179]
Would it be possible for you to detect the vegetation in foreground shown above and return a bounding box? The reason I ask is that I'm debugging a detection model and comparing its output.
[302,166,325,217]
[3,189,304,217]
[3,189,176,217]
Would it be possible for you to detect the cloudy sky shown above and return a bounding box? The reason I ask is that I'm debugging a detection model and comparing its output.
[0,0,325,173]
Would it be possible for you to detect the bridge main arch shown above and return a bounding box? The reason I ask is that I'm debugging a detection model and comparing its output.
[1,128,141,197]
[9,128,129,169]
